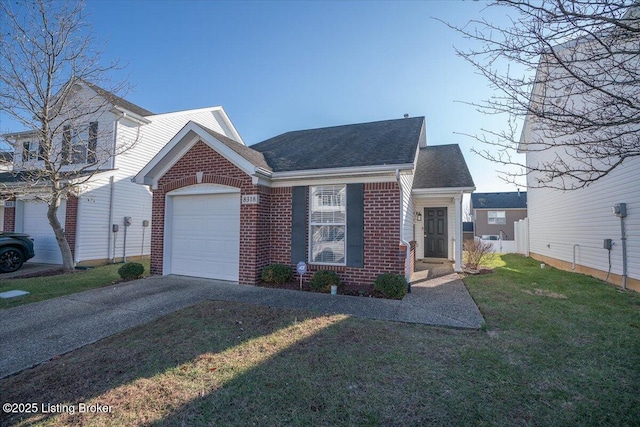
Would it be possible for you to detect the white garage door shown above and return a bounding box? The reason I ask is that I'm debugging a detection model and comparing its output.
[169,193,240,281]
[22,200,66,264]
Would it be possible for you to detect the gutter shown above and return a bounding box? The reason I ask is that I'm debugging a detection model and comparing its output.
[270,163,414,181]
[396,168,412,292]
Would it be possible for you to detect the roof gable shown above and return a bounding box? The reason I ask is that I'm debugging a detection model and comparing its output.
[135,121,268,189]
[82,80,154,117]
[251,117,424,172]
[412,144,475,190]
[471,192,527,209]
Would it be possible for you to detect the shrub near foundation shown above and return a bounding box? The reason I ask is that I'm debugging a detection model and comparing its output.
[261,264,294,284]
[374,273,407,299]
[309,270,341,293]
[117,262,145,280]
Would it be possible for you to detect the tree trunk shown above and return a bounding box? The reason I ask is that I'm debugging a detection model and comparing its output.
[47,197,74,272]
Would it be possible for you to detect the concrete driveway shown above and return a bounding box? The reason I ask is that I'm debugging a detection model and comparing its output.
[0,273,484,379]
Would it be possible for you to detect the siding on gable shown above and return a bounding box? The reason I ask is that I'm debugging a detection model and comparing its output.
[527,154,640,288]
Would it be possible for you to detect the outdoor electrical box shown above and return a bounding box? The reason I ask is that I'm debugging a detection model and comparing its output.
[112,224,119,233]
[124,216,132,226]
[612,203,627,218]
[603,239,613,250]
[142,219,149,227]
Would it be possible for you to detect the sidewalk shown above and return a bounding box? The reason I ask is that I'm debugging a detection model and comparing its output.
[0,273,483,378]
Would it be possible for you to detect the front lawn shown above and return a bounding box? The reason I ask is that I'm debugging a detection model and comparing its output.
[0,260,150,310]
[2,255,639,426]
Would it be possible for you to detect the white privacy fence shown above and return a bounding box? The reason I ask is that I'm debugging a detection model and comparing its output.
[479,238,517,254]
[514,217,530,256]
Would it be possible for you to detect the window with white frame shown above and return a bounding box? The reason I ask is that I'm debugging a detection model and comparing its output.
[487,210,506,225]
[22,140,39,162]
[310,185,346,265]
[63,122,98,165]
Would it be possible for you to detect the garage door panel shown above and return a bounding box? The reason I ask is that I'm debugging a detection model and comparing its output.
[169,193,240,281]
[22,201,66,264]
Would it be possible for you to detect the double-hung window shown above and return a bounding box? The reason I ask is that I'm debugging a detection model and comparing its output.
[487,210,506,225]
[63,122,98,165]
[22,141,38,162]
[309,185,346,265]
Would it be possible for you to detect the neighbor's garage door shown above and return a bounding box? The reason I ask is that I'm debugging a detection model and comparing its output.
[169,193,240,281]
[22,200,66,264]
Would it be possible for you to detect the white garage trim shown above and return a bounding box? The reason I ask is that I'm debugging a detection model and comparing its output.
[164,184,241,281]
[16,199,67,264]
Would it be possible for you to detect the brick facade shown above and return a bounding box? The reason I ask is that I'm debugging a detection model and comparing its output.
[64,196,78,258]
[150,140,407,287]
[3,200,15,232]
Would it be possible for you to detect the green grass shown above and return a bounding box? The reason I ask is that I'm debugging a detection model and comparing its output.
[2,255,639,426]
[0,260,150,310]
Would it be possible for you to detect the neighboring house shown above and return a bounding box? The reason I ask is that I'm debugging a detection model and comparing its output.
[471,191,527,241]
[134,117,475,287]
[0,80,244,265]
[462,222,474,241]
[519,16,640,291]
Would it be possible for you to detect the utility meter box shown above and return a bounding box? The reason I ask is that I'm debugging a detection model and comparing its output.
[603,239,613,250]
[112,224,119,233]
[124,216,132,226]
[612,203,627,218]
[142,219,149,227]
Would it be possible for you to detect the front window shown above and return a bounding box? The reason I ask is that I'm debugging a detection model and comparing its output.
[487,210,506,225]
[310,185,346,265]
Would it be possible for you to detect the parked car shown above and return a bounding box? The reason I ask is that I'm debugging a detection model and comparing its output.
[0,233,35,273]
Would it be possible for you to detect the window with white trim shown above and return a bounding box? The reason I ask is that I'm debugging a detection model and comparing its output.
[309,185,346,265]
[22,140,38,162]
[487,210,506,225]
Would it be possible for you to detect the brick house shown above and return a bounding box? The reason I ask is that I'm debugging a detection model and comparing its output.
[135,117,475,286]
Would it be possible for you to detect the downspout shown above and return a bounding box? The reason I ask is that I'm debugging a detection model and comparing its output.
[107,175,115,263]
[396,169,412,292]
[620,215,627,290]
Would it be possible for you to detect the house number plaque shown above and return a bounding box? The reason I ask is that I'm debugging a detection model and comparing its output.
[241,195,260,204]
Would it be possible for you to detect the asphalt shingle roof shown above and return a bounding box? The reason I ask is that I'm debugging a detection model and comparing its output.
[412,144,475,189]
[84,81,154,117]
[197,124,271,171]
[251,117,424,172]
[471,192,527,209]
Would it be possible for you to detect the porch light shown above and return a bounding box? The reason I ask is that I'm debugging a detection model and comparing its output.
[415,212,422,222]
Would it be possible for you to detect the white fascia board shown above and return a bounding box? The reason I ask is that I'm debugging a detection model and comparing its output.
[2,130,37,139]
[213,107,245,145]
[111,106,151,125]
[270,163,414,180]
[270,174,397,188]
[412,186,476,196]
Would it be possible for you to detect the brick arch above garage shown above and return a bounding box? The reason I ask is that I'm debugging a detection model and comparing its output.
[150,140,265,284]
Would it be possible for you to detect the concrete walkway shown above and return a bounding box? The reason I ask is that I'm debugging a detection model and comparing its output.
[0,273,484,379]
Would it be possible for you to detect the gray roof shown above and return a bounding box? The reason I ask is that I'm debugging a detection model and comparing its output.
[412,144,475,189]
[0,169,115,184]
[84,81,154,117]
[251,117,424,172]
[197,124,271,171]
[463,222,474,232]
[471,192,527,209]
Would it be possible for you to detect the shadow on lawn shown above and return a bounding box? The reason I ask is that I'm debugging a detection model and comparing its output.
[0,301,337,426]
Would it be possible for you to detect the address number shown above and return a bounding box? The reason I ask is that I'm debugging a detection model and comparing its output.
[241,195,260,205]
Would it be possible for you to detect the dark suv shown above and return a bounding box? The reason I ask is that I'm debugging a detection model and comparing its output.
[0,233,35,273]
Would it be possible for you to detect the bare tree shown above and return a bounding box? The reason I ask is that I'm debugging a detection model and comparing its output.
[0,0,133,271]
[442,0,640,190]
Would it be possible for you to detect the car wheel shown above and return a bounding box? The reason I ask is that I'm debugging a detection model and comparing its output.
[0,247,25,273]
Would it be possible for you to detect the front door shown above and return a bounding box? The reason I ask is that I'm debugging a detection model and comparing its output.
[424,207,447,258]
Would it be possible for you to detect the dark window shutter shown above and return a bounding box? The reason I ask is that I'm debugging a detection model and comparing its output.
[346,183,364,268]
[22,140,31,161]
[38,140,46,161]
[62,125,71,165]
[88,122,98,164]
[290,186,307,264]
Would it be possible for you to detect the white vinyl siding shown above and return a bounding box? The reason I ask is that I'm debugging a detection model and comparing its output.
[527,153,640,281]
[400,172,415,242]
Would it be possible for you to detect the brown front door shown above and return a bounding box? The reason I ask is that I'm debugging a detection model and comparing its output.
[424,207,447,258]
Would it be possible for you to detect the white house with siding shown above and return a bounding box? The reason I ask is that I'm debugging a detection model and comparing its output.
[519,17,640,291]
[1,80,243,265]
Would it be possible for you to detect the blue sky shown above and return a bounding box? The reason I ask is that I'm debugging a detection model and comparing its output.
[5,0,529,192]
